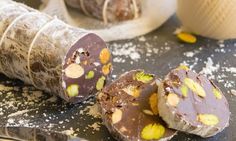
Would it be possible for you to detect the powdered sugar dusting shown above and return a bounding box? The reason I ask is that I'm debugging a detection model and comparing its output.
[200,57,220,79]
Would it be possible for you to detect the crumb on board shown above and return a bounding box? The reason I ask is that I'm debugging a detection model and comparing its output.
[88,122,101,131]
[231,89,236,96]
[83,103,101,118]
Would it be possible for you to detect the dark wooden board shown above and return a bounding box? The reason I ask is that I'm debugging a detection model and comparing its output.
[0,1,235,141]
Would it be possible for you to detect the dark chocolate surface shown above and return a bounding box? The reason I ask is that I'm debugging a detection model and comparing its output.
[99,70,176,140]
[162,68,230,128]
[62,33,112,103]
[1,0,236,141]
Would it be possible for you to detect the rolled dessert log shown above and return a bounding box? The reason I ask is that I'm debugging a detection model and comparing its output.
[158,66,230,137]
[0,127,87,141]
[65,0,142,23]
[0,0,112,103]
[98,70,176,141]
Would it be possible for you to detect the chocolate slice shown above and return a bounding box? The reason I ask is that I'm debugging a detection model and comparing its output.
[0,0,112,103]
[62,34,112,103]
[98,70,176,141]
[158,66,230,137]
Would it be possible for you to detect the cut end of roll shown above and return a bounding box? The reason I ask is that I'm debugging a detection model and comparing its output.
[62,33,113,103]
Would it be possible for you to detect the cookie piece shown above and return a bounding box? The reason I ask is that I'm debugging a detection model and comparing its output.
[158,66,230,137]
[98,70,176,141]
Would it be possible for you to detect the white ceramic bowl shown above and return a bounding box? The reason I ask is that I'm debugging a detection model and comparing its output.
[177,0,236,40]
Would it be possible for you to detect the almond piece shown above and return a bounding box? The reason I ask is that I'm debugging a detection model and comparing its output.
[65,63,84,78]
[122,85,140,98]
[167,93,180,107]
[112,109,123,124]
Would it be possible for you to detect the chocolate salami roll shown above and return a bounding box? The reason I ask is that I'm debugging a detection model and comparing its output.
[0,0,112,103]
[158,66,230,137]
[65,0,142,23]
[0,127,87,141]
[98,70,176,141]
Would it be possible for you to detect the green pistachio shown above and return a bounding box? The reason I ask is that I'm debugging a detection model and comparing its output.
[134,71,154,83]
[85,71,95,79]
[141,123,165,140]
[184,78,206,97]
[177,65,189,71]
[67,84,79,97]
[213,88,222,99]
[198,114,219,126]
[96,76,106,90]
[180,85,188,97]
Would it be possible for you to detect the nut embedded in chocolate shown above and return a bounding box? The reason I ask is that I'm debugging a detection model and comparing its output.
[98,70,176,141]
[0,0,113,103]
[158,67,230,137]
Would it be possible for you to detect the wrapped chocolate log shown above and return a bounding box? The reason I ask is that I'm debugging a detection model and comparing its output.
[158,66,230,137]
[98,70,176,141]
[0,0,112,103]
[41,0,176,41]
[65,0,141,23]
[0,127,87,141]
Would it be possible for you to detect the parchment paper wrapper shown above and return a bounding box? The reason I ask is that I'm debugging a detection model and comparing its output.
[177,0,236,40]
[41,0,176,41]
[0,0,112,103]
[0,127,87,141]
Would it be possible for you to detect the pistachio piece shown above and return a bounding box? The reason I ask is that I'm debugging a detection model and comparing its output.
[65,63,84,79]
[134,71,154,83]
[177,65,189,71]
[97,92,104,100]
[99,48,111,64]
[184,78,206,97]
[143,109,154,116]
[112,108,122,124]
[141,123,165,140]
[197,114,219,126]
[96,76,106,90]
[213,88,222,99]
[177,32,197,44]
[102,63,112,75]
[66,84,79,97]
[167,93,180,107]
[149,93,158,115]
[180,85,188,97]
[122,85,140,98]
[132,103,139,106]
[85,71,95,79]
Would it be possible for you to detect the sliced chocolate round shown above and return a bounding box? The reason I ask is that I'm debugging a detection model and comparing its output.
[62,33,112,103]
[158,66,230,137]
[98,70,176,141]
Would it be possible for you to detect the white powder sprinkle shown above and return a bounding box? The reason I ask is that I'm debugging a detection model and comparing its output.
[110,42,141,62]
[8,109,33,117]
[200,57,220,79]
